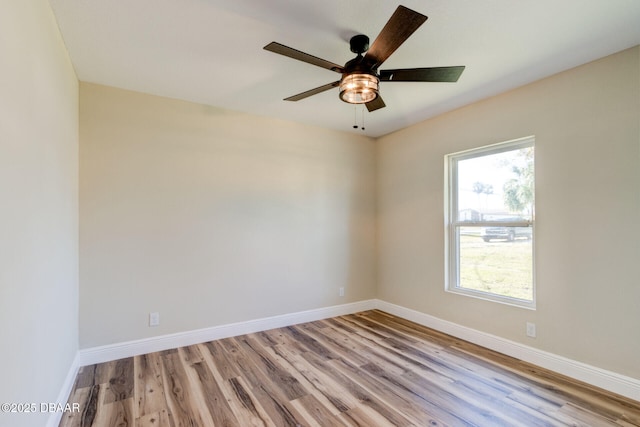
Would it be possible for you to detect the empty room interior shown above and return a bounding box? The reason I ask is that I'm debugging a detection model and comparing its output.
[2,1,640,426]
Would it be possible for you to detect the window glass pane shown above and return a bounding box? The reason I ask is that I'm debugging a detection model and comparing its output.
[456,146,534,222]
[446,138,535,307]
[458,226,533,301]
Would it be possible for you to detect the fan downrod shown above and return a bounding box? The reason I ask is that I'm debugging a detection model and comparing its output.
[349,34,370,54]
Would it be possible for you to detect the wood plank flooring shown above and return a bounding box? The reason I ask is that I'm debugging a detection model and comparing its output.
[59,310,640,426]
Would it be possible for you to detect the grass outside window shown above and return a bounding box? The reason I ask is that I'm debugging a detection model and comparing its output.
[458,233,533,301]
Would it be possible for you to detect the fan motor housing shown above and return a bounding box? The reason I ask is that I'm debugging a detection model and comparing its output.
[341,36,379,105]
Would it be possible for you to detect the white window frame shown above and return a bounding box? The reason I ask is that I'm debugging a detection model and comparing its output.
[444,136,536,309]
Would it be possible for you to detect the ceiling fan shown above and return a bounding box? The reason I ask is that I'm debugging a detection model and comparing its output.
[264,5,465,112]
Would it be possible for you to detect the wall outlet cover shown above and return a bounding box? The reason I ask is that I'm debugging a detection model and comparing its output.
[526,322,536,338]
[149,312,160,327]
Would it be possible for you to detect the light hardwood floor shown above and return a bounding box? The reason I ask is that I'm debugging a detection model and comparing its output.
[60,310,640,426]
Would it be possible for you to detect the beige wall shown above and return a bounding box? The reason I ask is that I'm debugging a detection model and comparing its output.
[0,1,79,426]
[377,46,640,379]
[79,83,377,347]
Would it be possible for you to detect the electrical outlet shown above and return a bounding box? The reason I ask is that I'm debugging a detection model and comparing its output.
[526,322,536,338]
[339,287,345,297]
[149,312,160,327]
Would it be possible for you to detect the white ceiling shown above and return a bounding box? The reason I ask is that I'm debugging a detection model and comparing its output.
[49,0,640,137]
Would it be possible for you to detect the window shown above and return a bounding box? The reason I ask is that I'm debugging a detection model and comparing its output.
[445,137,535,308]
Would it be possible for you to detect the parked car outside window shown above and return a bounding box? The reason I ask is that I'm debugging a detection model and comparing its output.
[481,217,532,242]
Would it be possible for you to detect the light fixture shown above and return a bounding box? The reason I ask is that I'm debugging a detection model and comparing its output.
[339,73,379,104]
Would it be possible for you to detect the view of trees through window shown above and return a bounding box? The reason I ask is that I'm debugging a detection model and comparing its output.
[448,139,535,305]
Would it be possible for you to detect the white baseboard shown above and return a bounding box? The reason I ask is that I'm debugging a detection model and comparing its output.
[78,299,377,366]
[46,352,81,427]
[373,299,640,402]
[72,298,639,403]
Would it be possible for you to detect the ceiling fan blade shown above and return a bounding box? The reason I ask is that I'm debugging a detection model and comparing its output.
[379,66,465,82]
[364,5,427,69]
[264,42,344,73]
[284,81,341,101]
[365,96,386,112]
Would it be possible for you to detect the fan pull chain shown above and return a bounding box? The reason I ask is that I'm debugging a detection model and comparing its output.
[352,106,367,131]
[353,106,358,129]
